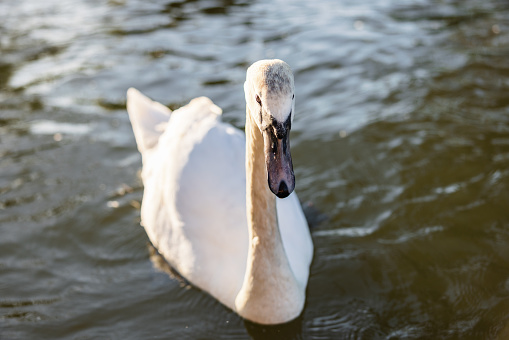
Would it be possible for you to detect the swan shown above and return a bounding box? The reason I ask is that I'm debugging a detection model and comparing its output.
[126,59,313,325]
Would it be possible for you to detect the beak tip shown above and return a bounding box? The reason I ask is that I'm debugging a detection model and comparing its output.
[276,191,291,199]
[273,180,293,199]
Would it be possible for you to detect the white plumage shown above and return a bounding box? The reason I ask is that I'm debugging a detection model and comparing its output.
[127,59,313,324]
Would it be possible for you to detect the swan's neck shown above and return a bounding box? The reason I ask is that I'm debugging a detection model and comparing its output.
[245,107,278,255]
[234,107,304,325]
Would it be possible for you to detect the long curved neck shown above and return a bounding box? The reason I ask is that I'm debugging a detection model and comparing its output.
[234,106,304,325]
[245,105,278,246]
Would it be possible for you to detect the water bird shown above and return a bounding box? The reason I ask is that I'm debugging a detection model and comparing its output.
[127,59,313,324]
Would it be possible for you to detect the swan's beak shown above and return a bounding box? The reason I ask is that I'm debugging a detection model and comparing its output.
[263,124,295,199]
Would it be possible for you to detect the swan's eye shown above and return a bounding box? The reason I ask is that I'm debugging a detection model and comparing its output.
[256,95,262,105]
[292,94,294,100]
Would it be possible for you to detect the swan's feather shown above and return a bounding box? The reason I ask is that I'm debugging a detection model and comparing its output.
[126,88,172,154]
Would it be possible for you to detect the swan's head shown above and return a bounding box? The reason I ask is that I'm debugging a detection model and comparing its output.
[244,59,296,199]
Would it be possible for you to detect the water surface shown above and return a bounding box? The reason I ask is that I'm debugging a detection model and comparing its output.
[1,0,509,338]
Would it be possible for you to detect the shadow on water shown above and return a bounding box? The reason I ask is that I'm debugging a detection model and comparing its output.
[244,315,304,340]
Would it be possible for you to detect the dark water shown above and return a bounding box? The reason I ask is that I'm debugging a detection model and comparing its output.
[1,0,509,338]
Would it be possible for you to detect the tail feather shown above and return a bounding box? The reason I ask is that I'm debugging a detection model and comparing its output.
[127,88,171,154]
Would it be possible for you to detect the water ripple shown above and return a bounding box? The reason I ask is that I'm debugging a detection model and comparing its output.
[1,0,509,338]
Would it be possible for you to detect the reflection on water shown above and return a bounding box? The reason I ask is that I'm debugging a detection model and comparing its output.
[1,0,509,338]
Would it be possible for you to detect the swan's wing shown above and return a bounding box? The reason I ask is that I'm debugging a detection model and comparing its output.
[141,113,247,309]
[126,88,172,154]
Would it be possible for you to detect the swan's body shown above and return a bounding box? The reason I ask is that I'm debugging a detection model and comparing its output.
[127,60,313,324]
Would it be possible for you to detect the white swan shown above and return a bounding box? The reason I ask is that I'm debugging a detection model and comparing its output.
[126,59,313,325]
